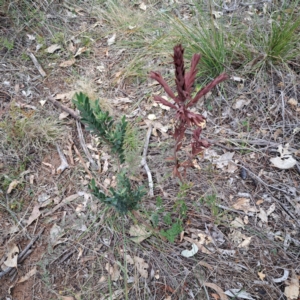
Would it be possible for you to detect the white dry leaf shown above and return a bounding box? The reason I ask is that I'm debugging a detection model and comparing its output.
[159,103,171,111]
[128,25,136,30]
[270,143,297,169]
[158,96,171,110]
[7,180,20,194]
[231,76,245,82]
[139,2,147,10]
[232,97,251,110]
[4,244,19,268]
[284,270,299,300]
[270,156,297,169]
[129,224,151,243]
[147,114,157,120]
[60,58,76,67]
[39,100,47,106]
[267,203,275,216]
[27,34,35,41]
[50,224,64,246]
[181,243,199,258]
[96,64,105,72]
[225,289,255,300]
[74,46,88,57]
[257,208,268,223]
[231,217,245,229]
[238,236,252,248]
[55,90,76,101]
[215,152,234,169]
[17,267,37,283]
[204,149,220,162]
[107,33,116,46]
[59,111,70,120]
[45,44,61,53]
[212,11,223,18]
[134,256,149,278]
[125,254,134,265]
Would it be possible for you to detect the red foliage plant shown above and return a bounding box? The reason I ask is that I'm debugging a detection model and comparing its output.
[150,44,228,180]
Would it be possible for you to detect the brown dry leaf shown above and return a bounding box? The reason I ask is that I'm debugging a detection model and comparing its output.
[184,236,212,255]
[17,267,37,283]
[288,98,298,107]
[129,224,152,243]
[232,198,257,213]
[4,244,19,268]
[204,282,228,300]
[60,58,76,67]
[26,204,41,226]
[211,293,220,300]
[74,47,88,57]
[284,270,299,300]
[105,263,121,281]
[273,128,283,141]
[256,199,264,205]
[133,256,149,278]
[7,180,20,194]
[258,270,266,281]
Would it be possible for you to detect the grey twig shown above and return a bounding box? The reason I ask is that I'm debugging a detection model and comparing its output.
[141,126,154,197]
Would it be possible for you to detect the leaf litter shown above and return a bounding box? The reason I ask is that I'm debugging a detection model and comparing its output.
[1,1,300,299]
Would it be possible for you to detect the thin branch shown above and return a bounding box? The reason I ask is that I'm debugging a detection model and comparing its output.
[27,52,46,77]
[56,144,69,174]
[140,126,154,197]
[47,96,81,122]
[76,120,99,171]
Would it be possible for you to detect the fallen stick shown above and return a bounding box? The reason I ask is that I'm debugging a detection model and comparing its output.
[0,227,45,279]
[56,144,69,174]
[141,126,154,197]
[28,52,46,77]
[47,96,81,122]
[76,120,99,171]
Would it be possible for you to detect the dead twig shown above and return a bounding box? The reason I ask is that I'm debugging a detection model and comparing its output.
[140,126,154,197]
[28,52,46,77]
[76,120,99,171]
[47,96,81,122]
[56,144,69,174]
[0,227,45,279]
